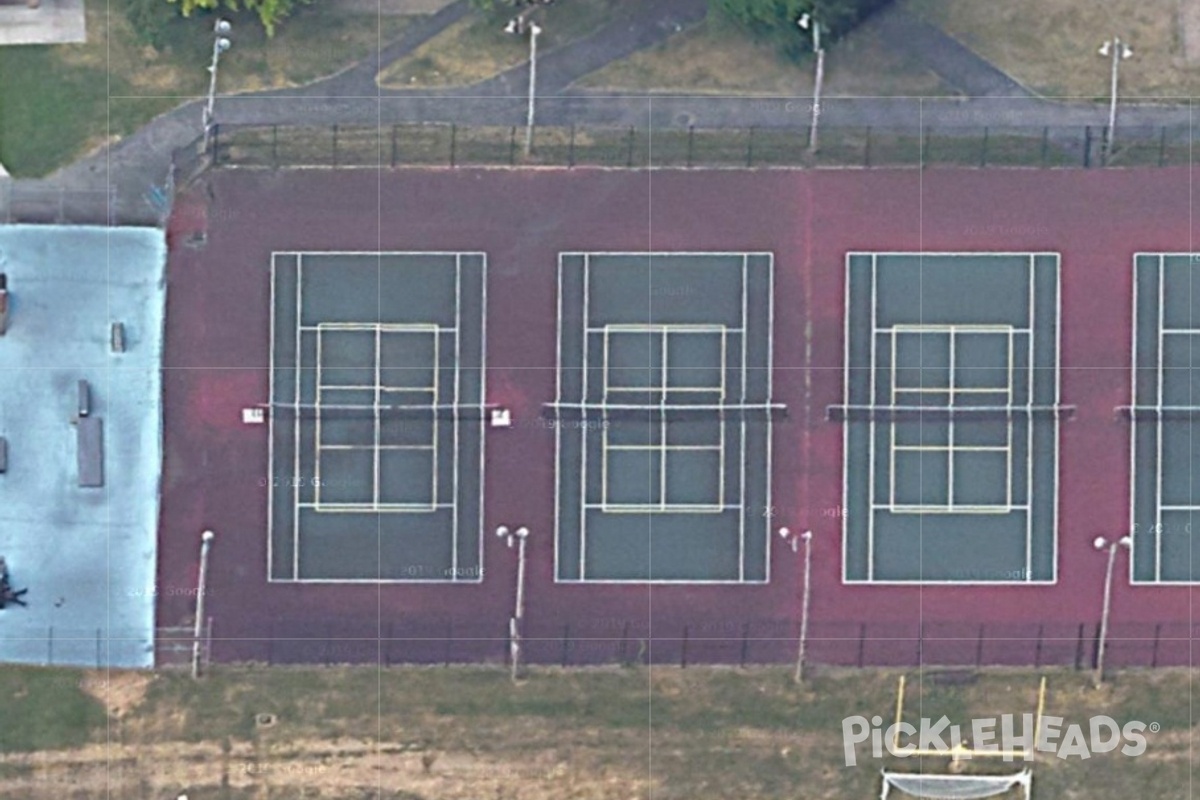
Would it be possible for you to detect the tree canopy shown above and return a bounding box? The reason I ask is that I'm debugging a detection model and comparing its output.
[170,0,308,36]
[710,0,894,56]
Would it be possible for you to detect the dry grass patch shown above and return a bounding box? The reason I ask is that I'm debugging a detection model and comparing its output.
[907,0,1200,98]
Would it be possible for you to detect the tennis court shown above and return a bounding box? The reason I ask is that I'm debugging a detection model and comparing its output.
[552,252,779,583]
[840,253,1062,584]
[268,252,486,582]
[1130,253,1200,583]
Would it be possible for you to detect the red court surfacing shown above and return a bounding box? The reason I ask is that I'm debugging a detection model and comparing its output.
[160,166,1200,667]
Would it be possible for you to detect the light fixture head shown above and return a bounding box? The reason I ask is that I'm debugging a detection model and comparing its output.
[504,18,518,34]
[1098,41,1111,57]
[1121,45,1133,59]
[778,526,791,539]
[516,526,530,538]
[1093,535,1108,551]
[529,22,542,35]
[798,12,810,29]
[1119,535,1133,547]
[496,525,510,539]
[215,18,232,34]
[216,37,231,53]
[202,530,215,543]
[801,530,813,541]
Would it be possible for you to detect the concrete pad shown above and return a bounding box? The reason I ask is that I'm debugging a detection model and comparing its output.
[0,226,165,668]
[0,0,85,46]
[1182,0,1200,65]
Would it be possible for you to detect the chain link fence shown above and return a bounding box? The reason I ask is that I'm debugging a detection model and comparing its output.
[179,121,1197,173]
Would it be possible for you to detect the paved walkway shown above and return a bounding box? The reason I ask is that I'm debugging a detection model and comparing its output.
[871,6,1034,99]
[0,0,1190,226]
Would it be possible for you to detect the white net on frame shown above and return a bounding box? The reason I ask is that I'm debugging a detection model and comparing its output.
[880,770,1031,800]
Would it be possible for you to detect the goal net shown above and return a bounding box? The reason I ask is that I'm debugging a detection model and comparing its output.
[880,770,1031,800]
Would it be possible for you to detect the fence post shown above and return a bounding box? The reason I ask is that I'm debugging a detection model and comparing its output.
[450,123,457,168]
[626,126,636,168]
[561,624,571,667]
[1033,624,1044,668]
[1150,623,1162,668]
[864,126,873,168]
[568,124,576,168]
[746,126,756,167]
[680,626,689,669]
[390,124,398,168]
[739,623,750,667]
[687,125,695,168]
[332,124,339,167]
[1158,126,1168,167]
[1083,126,1092,168]
[980,126,989,168]
[1101,125,1111,166]
[271,124,279,169]
[1040,126,1049,168]
[975,624,985,667]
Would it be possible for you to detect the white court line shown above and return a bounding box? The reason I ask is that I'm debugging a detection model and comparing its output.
[948,330,956,507]
[1129,256,1142,583]
[293,255,303,580]
[477,254,488,583]
[373,325,382,510]
[315,327,324,507]
[554,256,564,581]
[1024,255,1035,580]
[739,254,748,581]
[580,254,591,581]
[1050,254,1062,583]
[1156,256,1165,581]
[764,252,775,584]
[267,254,278,582]
[867,254,877,581]
[451,254,461,578]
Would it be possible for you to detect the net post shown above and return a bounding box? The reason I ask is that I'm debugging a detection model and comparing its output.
[560,623,571,667]
[687,125,695,167]
[1083,125,1092,168]
[626,126,635,168]
[618,621,630,665]
[857,622,867,667]
[1033,624,1043,667]
[680,625,689,669]
[568,124,576,167]
[444,621,453,667]
[739,622,750,667]
[509,126,517,165]
[450,123,457,168]
[1150,623,1162,667]
[975,623,985,667]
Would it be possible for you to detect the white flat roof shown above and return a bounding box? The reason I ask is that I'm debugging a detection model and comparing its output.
[0,225,164,668]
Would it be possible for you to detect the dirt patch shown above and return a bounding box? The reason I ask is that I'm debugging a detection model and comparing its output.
[79,671,152,719]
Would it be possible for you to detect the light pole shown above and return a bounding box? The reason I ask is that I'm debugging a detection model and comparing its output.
[203,19,233,153]
[1092,534,1131,688]
[798,13,825,154]
[191,530,215,680]
[505,17,542,157]
[1098,37,1133,162]
[779,527,815,683]
[497,525,530,683]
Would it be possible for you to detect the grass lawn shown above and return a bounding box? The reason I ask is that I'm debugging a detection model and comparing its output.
[575,15,952,97]
[0,664,1196,798]
[0,0,409,177]
[376,0,619,89]
[907,0,1200,99]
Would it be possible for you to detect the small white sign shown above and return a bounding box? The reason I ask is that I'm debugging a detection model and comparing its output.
[490,408,511,428]
[242,407,265,425]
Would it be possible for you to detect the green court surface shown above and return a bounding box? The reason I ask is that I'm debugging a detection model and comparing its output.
[269,252,486,582]
[842,253,1061,583]
[1131,253,1200,583]
[554,252,777,583]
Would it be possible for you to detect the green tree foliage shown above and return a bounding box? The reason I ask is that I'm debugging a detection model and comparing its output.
[170,0,310,36]
[710,0,894,57]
